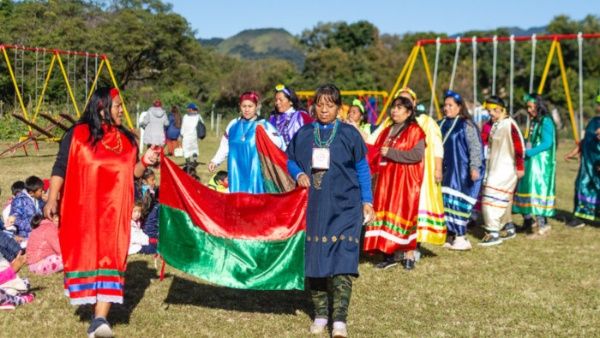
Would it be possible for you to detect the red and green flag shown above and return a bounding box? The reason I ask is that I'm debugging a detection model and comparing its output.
[158,155,307,290]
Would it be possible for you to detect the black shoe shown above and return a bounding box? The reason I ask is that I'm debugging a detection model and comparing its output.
[500,223,517,240]
[375,254,398,270]
[87,317,114,338]
[478,232,503,246]
[403,258,415,270]
[519,217,534,233]
[566,218,585,229]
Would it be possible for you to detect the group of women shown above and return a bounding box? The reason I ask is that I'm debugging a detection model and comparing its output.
[43,83,599,338]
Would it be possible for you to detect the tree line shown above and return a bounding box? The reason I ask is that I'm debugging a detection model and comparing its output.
[0,0,598,123]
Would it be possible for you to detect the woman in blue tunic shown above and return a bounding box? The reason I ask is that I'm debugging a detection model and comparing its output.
[439,90,485,251]
[287,84,374,338]
[208,91,284,193]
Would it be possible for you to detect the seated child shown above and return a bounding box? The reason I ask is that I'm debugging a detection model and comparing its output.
[129,202,150,255]
[207,171,229,193]
[10,176,44,239]
[2,181,25,231]
[26,214,62,275]
[0,252,34,310]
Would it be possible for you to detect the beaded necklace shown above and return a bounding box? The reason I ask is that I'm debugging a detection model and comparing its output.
[313,120,339,148]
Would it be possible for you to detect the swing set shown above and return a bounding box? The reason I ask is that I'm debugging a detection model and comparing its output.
[0,44,133,157]
[380,32,600,141]
[296,90,389,124]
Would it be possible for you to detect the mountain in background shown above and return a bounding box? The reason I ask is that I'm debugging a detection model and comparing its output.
[200,28,305,69]
[198,37,224,47]
[499,25,547,36]
[201,25,549,68]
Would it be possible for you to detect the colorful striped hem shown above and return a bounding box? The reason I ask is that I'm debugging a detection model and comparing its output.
[364,230,418,245]
[66,281,123,293]
[574,211,598,221]
[416,224,446,234]
[514,194,555,208]
[367,220,417,236]
[483,185,515,195]
[513,201,555,209]
[442,187,477,205]
[514,192,556,200]
[375,211,415,227]
[481,201,508,209]
[443,196,475,212]
[65,269,124,279]
[576,193,598,205]
[482,194,510,204]
[417,215,446,227]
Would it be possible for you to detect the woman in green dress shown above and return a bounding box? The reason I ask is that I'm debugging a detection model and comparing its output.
[512,93,556,237]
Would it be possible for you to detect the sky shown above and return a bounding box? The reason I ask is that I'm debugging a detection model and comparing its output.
[168,0,598,39]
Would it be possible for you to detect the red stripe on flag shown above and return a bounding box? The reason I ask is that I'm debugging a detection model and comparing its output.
[159,155,307,240]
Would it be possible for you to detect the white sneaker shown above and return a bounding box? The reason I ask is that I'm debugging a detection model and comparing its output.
[450,236,472,251]
[332,321,348,338]
[309,319,327,334]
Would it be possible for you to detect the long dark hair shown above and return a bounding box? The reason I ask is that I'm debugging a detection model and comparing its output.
[389,96,418,136]
[527,93,557,146]
[78,87,137,147]
[527,93,550,120]
[171,105,182,129]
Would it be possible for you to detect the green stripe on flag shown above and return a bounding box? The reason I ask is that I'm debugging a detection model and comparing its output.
[158,205,305,290]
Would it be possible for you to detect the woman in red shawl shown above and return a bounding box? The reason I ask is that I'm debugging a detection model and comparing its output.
[363,96,426,270]
[44,87,159,338]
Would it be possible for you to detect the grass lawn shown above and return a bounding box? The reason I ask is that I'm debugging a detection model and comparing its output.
[0,131,599,337]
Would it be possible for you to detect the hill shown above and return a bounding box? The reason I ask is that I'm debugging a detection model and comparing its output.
[203,28,305,69]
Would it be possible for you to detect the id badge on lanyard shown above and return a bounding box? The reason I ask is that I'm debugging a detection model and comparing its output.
[312,148,330,170]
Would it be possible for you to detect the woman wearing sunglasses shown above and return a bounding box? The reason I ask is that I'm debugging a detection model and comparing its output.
[438,90,485,250]
[269,84,312,149]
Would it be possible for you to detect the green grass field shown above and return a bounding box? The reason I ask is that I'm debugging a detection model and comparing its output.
[0,132,598,337]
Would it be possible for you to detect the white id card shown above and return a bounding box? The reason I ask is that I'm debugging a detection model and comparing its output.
[312,148,330,169]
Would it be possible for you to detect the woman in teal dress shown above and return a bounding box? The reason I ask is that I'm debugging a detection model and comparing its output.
[512,93,556,237]
[564,95,600,227]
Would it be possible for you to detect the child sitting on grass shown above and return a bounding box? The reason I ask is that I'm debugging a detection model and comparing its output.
[0,251,34,310]
[129,202,150,255]
[207,171,229,192]
[10,176,44,239]
[26,214,62,275]
[2,181,25,232]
